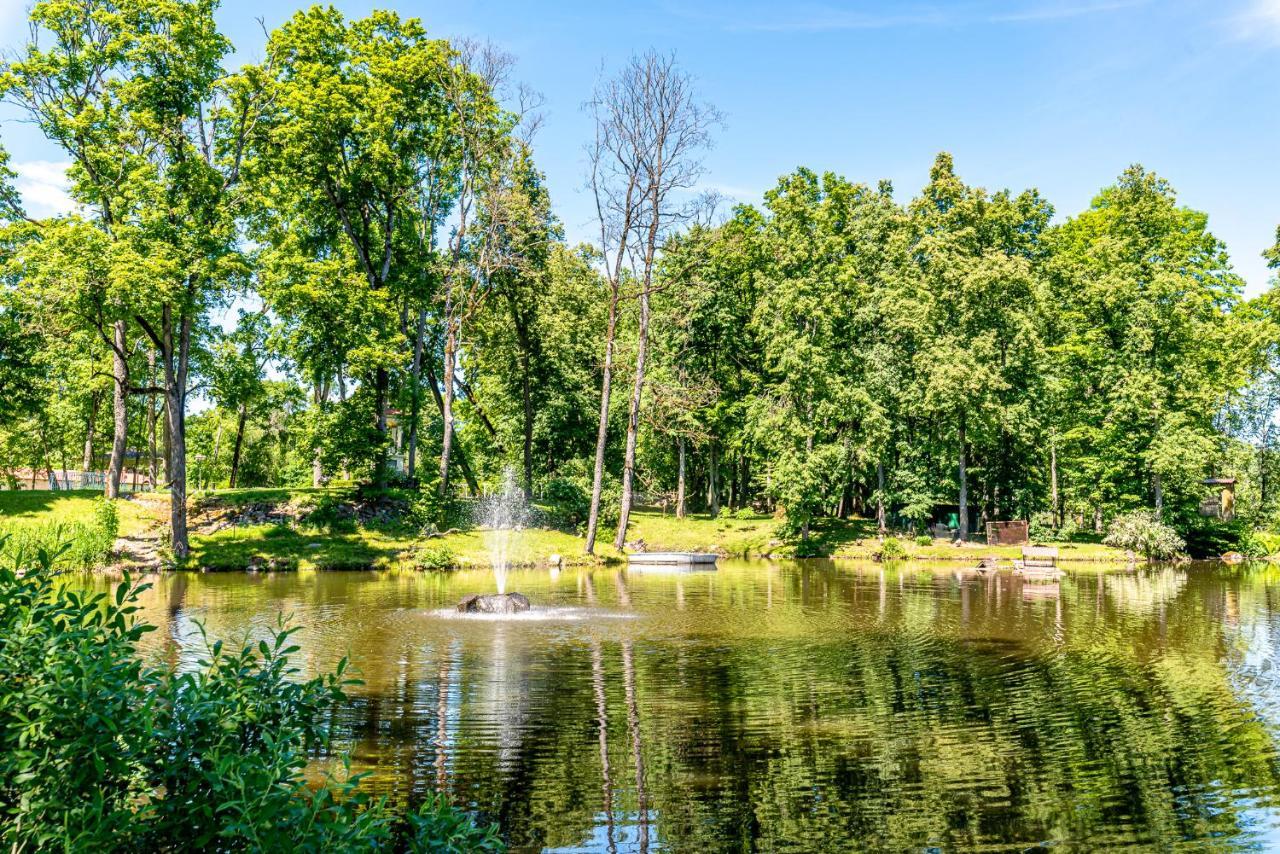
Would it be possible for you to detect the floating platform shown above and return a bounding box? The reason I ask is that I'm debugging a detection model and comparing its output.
[1013,564,1065,582]
[627,552,718,566]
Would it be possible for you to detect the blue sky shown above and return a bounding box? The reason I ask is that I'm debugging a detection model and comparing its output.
[2,0,1278,293]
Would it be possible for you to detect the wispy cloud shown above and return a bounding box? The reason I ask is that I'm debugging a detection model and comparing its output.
[1232,0,1280,43]
[722,4,949,33]
[13,160,75,218]
[990,0,1149,24]
[670,1,1146,33]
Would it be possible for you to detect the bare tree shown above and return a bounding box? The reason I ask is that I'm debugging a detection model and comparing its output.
[433,41,545,498]
[581,50,721,553]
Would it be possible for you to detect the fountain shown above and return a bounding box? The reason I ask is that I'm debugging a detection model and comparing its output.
[458,468,531,614]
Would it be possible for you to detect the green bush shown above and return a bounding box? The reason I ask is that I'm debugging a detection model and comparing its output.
[1028,512,1054,543]
[1103,511,1185,560]
[409,489,469,531]
[94,496,119,544]
[561,476,620,536]
[1177,515,1264,559]
[1250,531,1280,558]
[0,543,504,852]
[732,507,758,520]
[914,534,932,547]
[415,544,458,571]
[301,492,358,534]
[540,477,589,530]
[879,537,908,560]
[791,537,828,558]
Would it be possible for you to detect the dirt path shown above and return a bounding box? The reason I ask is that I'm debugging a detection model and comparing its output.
[113,494,169,572]
[113,531,165,571]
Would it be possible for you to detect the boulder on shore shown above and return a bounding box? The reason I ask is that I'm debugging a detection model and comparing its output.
[457,593,531,614]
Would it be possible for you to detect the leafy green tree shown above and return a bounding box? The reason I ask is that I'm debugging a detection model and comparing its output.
[748,170,889,539]
[6,0,267,556]
[652,209,767,518]
[1047,166,1250,524]
[0,148,43,426]
[251,8,495,490]
[207,311,270,488]
[907,153,1052,539]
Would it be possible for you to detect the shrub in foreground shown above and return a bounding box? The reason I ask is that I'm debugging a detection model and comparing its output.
[1103,511,1185,560]
[0,543,504,853]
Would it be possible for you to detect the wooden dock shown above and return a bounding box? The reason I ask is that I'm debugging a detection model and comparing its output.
[627,552,718,566]
[1013,546,1064,581]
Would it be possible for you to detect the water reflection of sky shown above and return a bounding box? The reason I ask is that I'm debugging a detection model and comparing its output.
[85,561,1280,852]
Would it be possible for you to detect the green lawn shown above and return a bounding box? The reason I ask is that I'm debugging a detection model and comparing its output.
[0,489,151,537]
[625,510,1130,563]
[189,523,593,571]
[0,486,1136,570]
[172,488,1135,571]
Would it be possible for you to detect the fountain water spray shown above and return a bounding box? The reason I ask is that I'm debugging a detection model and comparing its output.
[476,467,530,596]
[453,468,532,613]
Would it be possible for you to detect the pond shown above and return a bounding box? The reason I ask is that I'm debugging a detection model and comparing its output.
[94,560,1280,852]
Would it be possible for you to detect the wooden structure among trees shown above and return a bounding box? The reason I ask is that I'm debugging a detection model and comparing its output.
[987,521,1029,546]
[1199,478,1237,521]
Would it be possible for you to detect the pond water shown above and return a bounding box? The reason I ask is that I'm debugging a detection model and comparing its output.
[93,560,1280,852]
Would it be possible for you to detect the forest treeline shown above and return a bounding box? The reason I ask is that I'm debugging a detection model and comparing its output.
[2,0,1280,557]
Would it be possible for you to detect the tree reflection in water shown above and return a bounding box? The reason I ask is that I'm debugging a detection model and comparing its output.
[92,561,1280,852]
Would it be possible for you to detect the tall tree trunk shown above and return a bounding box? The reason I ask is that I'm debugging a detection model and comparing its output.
[957,409,968,543]
[137,304,191,556]
[506,291,537,502]
[519,347,535,502]
[1049,440,1060,529]
[708,441,720,519]
[157,307,193,560]
[374,365,389,488]
[729,458,739,512]
[1153,470,1163,517]
[675,437,687,519]
[800,434,812,540]
[147,348,158,490]
[585,290,620,555]
[876,460,887,534]
[1260,425,1270,511]
[407,309,425,481]
[162,400,172,487]
[425,359,479,495]
[229,404,248,488]
[311,381,326,488]
[614,290,652,551]
[438,326,458,497]
[209,419,224,491]
[82,389,101,473]
[106,320,129,499]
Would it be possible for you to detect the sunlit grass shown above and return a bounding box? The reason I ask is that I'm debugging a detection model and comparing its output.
[0,489,151,537]
[107,486,1138,570]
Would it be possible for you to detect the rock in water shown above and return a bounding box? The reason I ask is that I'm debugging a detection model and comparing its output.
[457,593,531,614]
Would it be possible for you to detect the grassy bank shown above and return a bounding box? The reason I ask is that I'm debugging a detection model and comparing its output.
[178,487,1134,570]
[0,489,151,536]
[2,486,1138,570]
[0,489,153,568]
